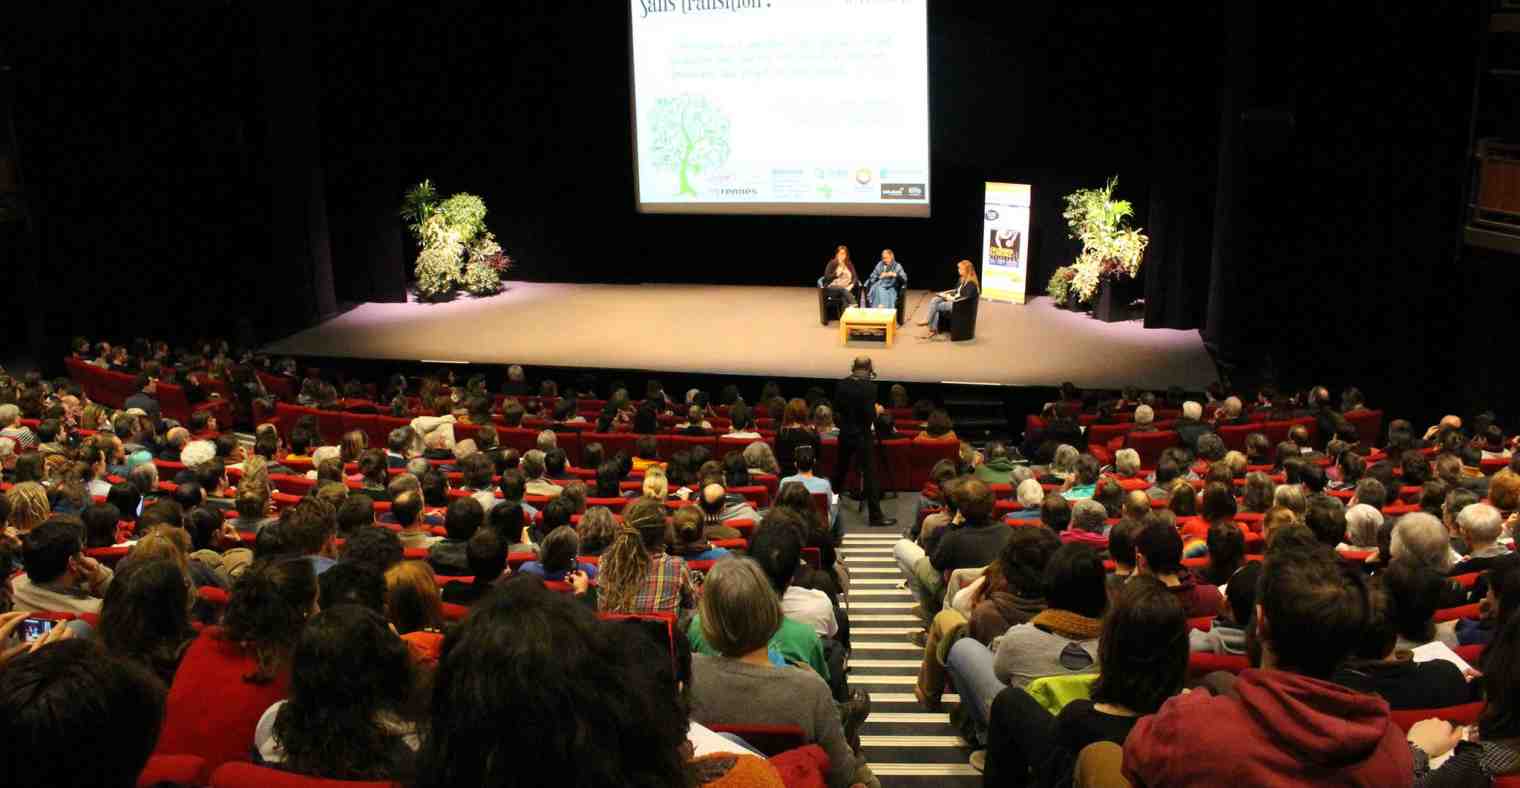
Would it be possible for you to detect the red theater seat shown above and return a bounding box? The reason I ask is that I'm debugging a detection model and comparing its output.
[1388,701,1485,733]
[209,762,397,788]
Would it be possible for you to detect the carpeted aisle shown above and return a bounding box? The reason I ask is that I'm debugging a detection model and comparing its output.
[838,494,980,785]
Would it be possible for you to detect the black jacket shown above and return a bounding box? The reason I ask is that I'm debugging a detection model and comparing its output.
[833,374,878,438]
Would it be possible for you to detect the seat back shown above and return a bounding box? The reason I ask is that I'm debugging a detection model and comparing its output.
[1344,409,1384,449]
[909,439,960,490]
[209,762,398,788]
[1388,701,1485,733]
[949,296,979,341]
[1217,423,1260,452]
[1127,431,1180,469]
[155,628,292,778]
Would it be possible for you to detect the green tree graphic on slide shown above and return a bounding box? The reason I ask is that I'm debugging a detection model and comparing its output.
[649,95,731,197]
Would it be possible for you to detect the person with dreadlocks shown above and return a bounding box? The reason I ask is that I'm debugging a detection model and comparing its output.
[596,496,696,617]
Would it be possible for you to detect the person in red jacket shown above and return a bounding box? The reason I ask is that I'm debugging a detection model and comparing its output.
[1122,544,1414,787]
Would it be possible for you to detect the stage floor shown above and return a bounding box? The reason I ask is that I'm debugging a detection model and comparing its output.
[263,282,1216,390]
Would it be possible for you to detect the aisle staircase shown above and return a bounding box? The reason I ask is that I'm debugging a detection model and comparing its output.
[839,509,980,785]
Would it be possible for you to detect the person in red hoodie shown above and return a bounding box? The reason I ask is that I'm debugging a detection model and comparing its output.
[1123,544,1415,787]
[1131,512,1223,619]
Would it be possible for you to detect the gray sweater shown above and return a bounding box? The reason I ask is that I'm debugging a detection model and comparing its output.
[688,655,858,788]
[991,623,1099,687]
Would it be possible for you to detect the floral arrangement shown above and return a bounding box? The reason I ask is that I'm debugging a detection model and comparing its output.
[1052,177,1149,305]
[401,180,512,300]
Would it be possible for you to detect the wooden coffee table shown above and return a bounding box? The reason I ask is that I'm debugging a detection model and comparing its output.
[840,306,898,347]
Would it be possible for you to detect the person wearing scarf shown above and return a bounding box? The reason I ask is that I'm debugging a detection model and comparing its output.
[943,544,1108,744]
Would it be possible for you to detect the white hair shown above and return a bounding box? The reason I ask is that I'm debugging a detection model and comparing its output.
[536,429,557,451]
[1114,449,1141,476]
[1391,513,1455,572]
[1183,401,1202,421]
[507,365,525,382]
[1344,503,1384,548]
[1016,478,1045,508]
[1052,444,1080,474]
[1224,396,1243,417]
[454,439,478,461]
[311,445,341,466]
[1133,405,1154,426]
[1457,503,1504,544]
[180,439,217,467]
[0,404,19,426]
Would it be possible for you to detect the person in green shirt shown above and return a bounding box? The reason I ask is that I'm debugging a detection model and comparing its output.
[974,442,1021,485]
[687,612,830,682]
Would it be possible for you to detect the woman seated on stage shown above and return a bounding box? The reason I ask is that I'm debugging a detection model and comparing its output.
[920,259,980,338]
[818,244,858,312]
[864,248,907,310]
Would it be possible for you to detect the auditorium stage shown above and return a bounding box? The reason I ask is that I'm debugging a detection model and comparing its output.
[263,282,1216,390]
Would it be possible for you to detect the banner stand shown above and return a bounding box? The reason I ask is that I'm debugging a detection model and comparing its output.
[980,182,1032,304]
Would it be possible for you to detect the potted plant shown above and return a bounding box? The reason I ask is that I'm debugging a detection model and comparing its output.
[401,181,512,301]
[1060,177,1149,321]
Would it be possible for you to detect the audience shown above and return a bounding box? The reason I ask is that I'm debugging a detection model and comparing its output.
[983,576,1187,782]
[1123,544,1410,786]
[597,497,695,616]
[98,557,198,686]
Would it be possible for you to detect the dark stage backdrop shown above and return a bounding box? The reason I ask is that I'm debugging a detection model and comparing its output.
[4,1,1495,424]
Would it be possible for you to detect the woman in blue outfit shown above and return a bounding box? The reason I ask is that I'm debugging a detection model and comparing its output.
[864,249,908,310]
[920,259,980,338]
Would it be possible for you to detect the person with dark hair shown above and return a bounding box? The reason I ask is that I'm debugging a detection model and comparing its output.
[1144,456,1183,500]
[440,527,507,606]
[414,578,707,788]
[830,356,893,527]
[780,444,838,536]
[1105,518,1144,597]
[669,504,730,562]
[353,449,391,502]
[1382,560,1461,650]
[82,502,124,549]
[1329,583,1473,711]
[0,638,165,788]
[775,398,823,478]
[340,526,405,575]
[519,525,598,581]
[1040,492,1072,532]
[1203,521,1247,587]
[1133,515,1223,618]
[594,459,629,499]
[319,561,387,612]
[12,516,113,614]
[334,493,374,539]
[428,496,483,575]
[281,498,340,574]
[254,605,418,779]
[1061,454,1102,500]
[1123,546,1410,786]
[947,544,1108,744]
[982,576,1188,780]
[99,557,199,686]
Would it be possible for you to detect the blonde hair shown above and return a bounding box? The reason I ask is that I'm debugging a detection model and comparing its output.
[6,482,51,532]
[130,530,191,575]
[958,259,979,287]
[642,467,669,499]
[240,455,270,502]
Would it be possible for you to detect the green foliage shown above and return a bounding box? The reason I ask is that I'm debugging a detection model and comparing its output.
[459,260,503,295]
[438,193,488,246]
[402,181,509,301]
[1060,177,1149,304]
[400,179,439,242]
[414,244,464,301]
[1047,266,1076,305]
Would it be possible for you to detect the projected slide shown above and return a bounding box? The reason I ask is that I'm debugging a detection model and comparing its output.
[629,0,930,217]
